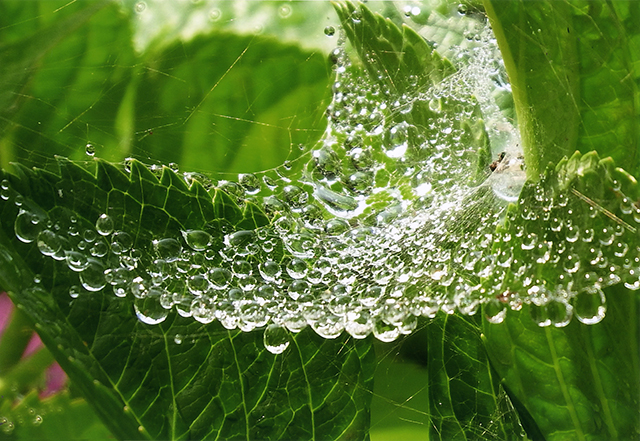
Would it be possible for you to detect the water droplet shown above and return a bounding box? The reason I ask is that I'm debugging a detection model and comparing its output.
[95,214,114,236]
[279,4,292,18]
[66,251,89,272]
[282,185,308,209]
[263,324,290,354]
[69,285,81,298]
[37,229,62,256]
[311,314,343,339]
[79,259,106,291]
[209,8,221,21]
[208,267,232,289]
[324,26,336,37]
[373,318,400,342]
[135,1,146,13]
[286,258,308,279]
[134,295,169,325]
[325,219,349,235]
[238,173,260,195]
[548,300,573,327]
[85,143,95,156]
[90,239,108,257]
[181,229,212,251]
[154,238,182,262]
[111,231,133,254]
[574,287,606,324]
[33,415,43,426]
[258,261,281,282]
[15,210,43,243]
[174,334,183,344]
[484,299,507,324]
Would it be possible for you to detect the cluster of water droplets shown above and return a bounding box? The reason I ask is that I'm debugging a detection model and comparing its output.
[4,17,524,354]
[7,13,632,355]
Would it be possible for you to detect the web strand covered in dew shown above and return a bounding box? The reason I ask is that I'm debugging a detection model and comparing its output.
[4,1,637,370]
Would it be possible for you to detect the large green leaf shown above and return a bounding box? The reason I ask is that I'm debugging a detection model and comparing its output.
[485,0,640,178]
[0,158,375,440]
[0,1,331,174]
[480,151,640,440]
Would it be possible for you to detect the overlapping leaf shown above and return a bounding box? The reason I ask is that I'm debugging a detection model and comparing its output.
[485,0,640,178]
[0,158,375,440]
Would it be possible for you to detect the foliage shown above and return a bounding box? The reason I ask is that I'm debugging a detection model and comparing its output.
[0,1,638,440]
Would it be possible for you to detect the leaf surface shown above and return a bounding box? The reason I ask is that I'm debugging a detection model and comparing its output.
[0,159,375,440]
[485,0,640,177]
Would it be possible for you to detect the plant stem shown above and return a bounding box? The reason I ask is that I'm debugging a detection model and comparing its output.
[0,306,34,375]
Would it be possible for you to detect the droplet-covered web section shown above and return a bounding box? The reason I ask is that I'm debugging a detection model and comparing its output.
[5,13,632,355]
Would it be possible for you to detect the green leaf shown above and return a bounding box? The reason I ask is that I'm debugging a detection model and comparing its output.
[484,285,639,441]
[0,159,375,440]
[0,1,331,174]
[485,0,640,178]
[370,314,526,441]
[481,151,640,440]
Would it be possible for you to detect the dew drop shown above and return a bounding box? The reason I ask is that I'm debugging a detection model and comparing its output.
[37,229,62,256]
[263,324,290,354]
[484,299,507,324]
[311,314,343,339]
[574,288,606,324]
[154,238,182,262]
[259,261,282,282]
[209,8,221,21]
[134,295,169,325]
[181,229,212,251]
[373,318,400,342]
[174,334,183,345]
[208,267,232,289]
[79,259,106,291]
[135,1,146,13]
[324,25,336,37]
[66,251,89,272]
[69,285,81,299]
[85,143,95,156]
[548,299,573,327]
[111,231,133,254]
[95,214,114,236]
[15,210,43,243]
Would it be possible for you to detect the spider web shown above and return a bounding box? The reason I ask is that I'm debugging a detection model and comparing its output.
[0,1,529,438]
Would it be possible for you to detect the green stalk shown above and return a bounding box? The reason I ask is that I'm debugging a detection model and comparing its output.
[0,347,55,399]
[0,306,35,375]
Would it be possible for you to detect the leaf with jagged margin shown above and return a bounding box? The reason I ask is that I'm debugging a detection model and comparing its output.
[334,0,455,95]
[0,1,331,175]
[483,151,640,440]
[485,1,640,179]
[0,390,111,440]
[320,1,491,225]
[0,158,375,440]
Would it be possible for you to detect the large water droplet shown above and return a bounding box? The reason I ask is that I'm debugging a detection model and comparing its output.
[111,231,133,254]
[263,324,290,354]
[154,238,182,262]
[181,229,212,251]
[134,293,169,325]
[574,287,606,324]
[79,259,106,291]
[66,251,89,272]
[96,214,114,236]
[37,229,62,256]
[15,209,43,243]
